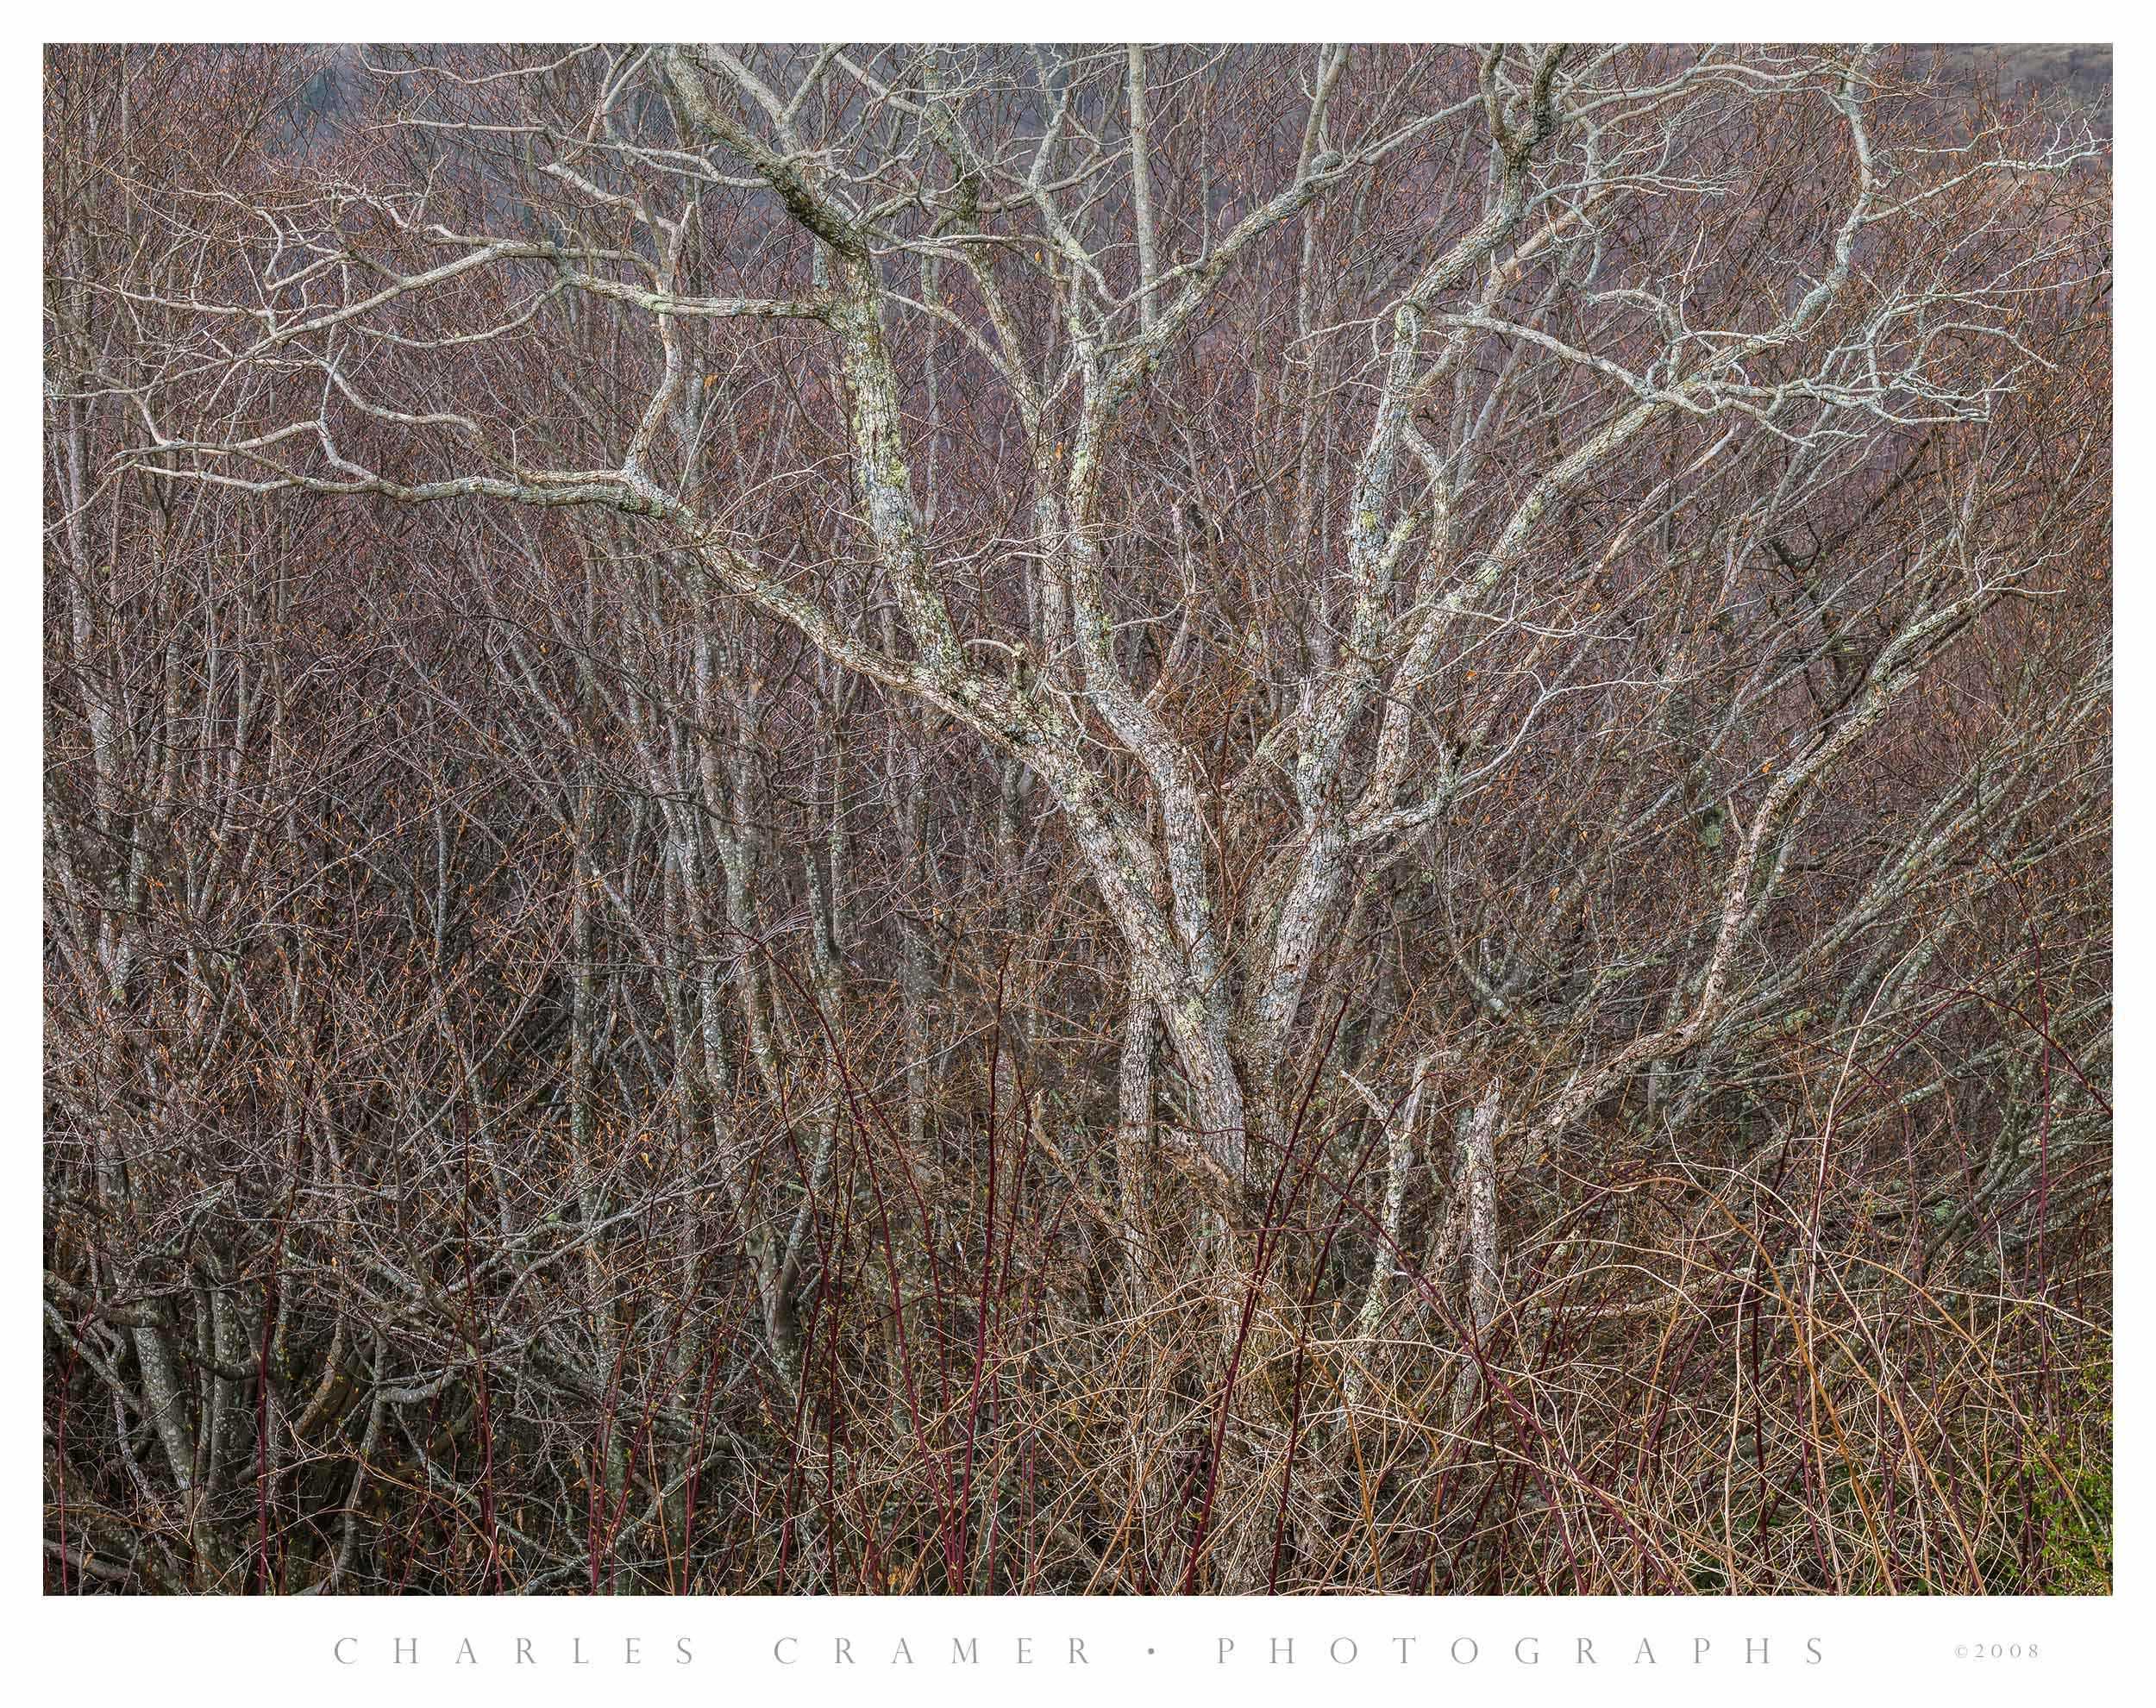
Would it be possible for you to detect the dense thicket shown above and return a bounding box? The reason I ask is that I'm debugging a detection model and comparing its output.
[46,43,2110,1593]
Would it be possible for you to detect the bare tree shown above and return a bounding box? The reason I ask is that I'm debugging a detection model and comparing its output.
[48,42,2110,1594]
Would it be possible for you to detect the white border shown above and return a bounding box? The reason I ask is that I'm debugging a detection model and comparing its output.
[9,9,2138,1700]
